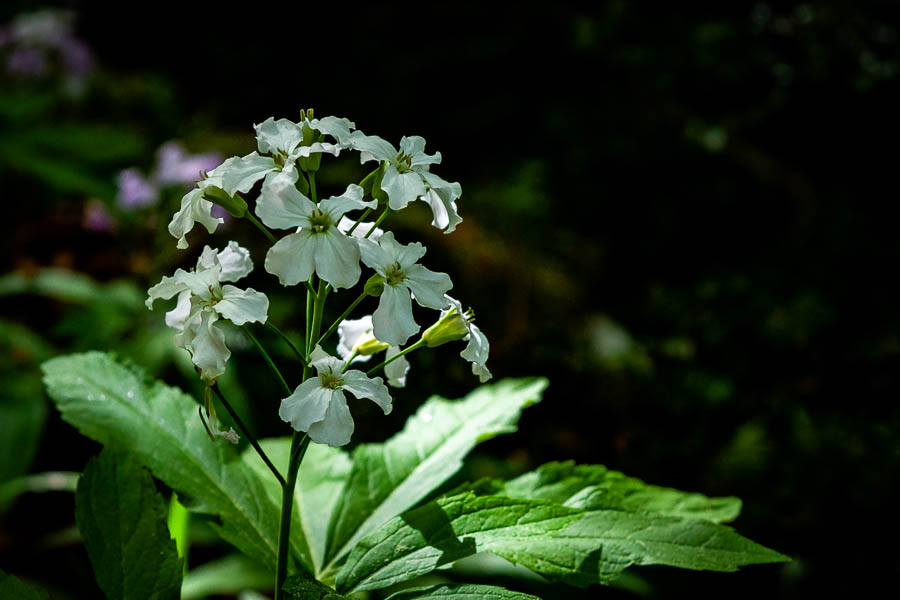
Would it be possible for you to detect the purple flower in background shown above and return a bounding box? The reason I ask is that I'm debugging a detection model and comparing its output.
[6,47,45,75]
[116,169,158,209]
[155,142,223,187]
[1,10,94,81]
[83,200,116,233]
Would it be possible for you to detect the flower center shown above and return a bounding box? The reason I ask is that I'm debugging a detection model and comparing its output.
[393,152,413,173]
[205,284,224,306]
[320,369,344,390]
[384,262,406,286]
[307,209,332,234]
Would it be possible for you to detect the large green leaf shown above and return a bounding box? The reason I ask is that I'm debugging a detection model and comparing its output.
[322,378,547,577]
[243,439,352,578]
[493,461,741,523]
[0,569,49,600]
[386,584,541,600]
[337,492,788,593]
[76,448,183,600]
[42,352,294,569]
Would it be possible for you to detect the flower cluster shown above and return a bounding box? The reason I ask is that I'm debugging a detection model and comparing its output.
[147,112,490,447]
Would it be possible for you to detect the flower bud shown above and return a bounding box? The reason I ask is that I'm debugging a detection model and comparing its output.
[355,336,390,356]
[203,186,248,218]
[422,306,473,348]
[364,273,385,297]
[359,163,388,205]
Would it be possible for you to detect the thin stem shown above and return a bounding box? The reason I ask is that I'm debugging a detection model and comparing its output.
[266,321,308,366]
[365,207,391,239]
[310,279,329,348]
[341,350,359,374]
[345,206,373,235]
[246,211,278,245]
[367,338,427,376]
[315,291,369,349]
[243,325,292,395]
[274,432,310,599]
[211,384,285,487]
[308,172,318,203]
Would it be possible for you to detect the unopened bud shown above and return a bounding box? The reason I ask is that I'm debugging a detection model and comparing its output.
[203,186,248,218]
[355,336,390,356]
[364,274,385,297]
[422,306,473,348]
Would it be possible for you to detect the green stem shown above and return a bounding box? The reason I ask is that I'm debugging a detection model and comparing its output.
[274,432,310,599]
[365,207,391,239]
[243,325,292,395]
[309,172,318,203]
[310,279,329,349]
[246,211,278,245]
[345,207,373,235]
[305,278,314,354]
[211,384,285,487]
[367,339,426,376]
[315,291,369,349]
[266,321,308,366]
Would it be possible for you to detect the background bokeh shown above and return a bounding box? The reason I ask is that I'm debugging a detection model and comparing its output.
[2,2,898,598]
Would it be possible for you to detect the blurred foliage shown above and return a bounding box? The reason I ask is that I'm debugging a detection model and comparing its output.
[1,1,899,598]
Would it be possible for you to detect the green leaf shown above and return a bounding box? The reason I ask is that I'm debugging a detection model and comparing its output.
[495,461,741,523]
[337,492,789,593]
[281,571,353,600]
[386,584,541,600]
[181,554,270,600]
[323,378,547,576]
[76,447,183,600]
[243,439,352,577]
[42,352,287,569]
[0,569,49,600]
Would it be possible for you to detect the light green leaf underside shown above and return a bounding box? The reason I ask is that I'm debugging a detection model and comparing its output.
[323,378,548,576]
[496,461,741,523]
[386,583,542,600]
[181,554,271,600]
[75,448,182,600]
[42,352,294,570]
[337,492,789,593]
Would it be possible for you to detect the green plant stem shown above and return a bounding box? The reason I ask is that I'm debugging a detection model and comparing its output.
[243,325,292,395]
[365,207,391,238]
[314,290,369,349]
[274,431,310,600]
[346,207,373,235]
[246,211,278,245]
[309,172,318,203]
[211,384,285,487]
[266,321,308,366]
[305,278,314,353]
[367,338,427,375]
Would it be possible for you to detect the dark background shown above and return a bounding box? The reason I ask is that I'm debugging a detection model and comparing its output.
[2,1,898,598]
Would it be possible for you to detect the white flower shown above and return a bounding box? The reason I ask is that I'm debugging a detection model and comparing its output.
[359,232,453,346]
[168,185,224,250]
[279,346,392,447]
[424,295,492,383]
[257,181,375,289]
[146,242,269,383]
[337,215,384,242]
[338,315,409,388]
[349,133,462,233]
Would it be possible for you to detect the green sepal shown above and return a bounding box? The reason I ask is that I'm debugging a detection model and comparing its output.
[202,186,248,218]
[364,274,385,297]
[298,152,322,173]
[359,163,388,204]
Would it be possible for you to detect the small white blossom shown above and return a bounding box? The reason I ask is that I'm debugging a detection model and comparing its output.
[146,242,268,383]
[359,232,453,346]
[258,181,375,289]
[349,133,462,233]
[338,315,409,388]
[279,346,392,447]
[436,295,492,382]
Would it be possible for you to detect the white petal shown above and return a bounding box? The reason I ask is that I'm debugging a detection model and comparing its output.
[168,189,223,250]
[279,378,332,431]
[384,346,409,388]
[146,274,187,309]
[256,176,315,230]
[320,184,375,220]
[461,322,491,382]
[419,171,463,234]
[174,266,221,299]
[315,229,361,290]
[216,286,269,325]
[310,116,356,145]
[358,237,392,275]
[309,344,330,364]
[382,166,425,211]
[337,316,375,361]
[393,240,427,271]
[165,290,193,330]
[404,264,453,310]
[255,117,303,155]
[219,152,277,196]
[265,231,316,286]
[337,216,384,241]
[400,135,441,167]
[349,132,396,162]
[373,284,419,346]
[306,390,354,447]
[189,310,230,384]
[216,241,254,281]
[342,370,392,414]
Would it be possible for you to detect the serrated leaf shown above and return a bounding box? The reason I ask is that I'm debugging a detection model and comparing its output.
[42,352,299,570]
[243,439,352,577]
[76,448,183,600]
[386,583,541,600]
[282,572,352,599]
[496,461,741,523]
[337,492,789,593]
[322,378,547,577]
[0,569,49,600]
